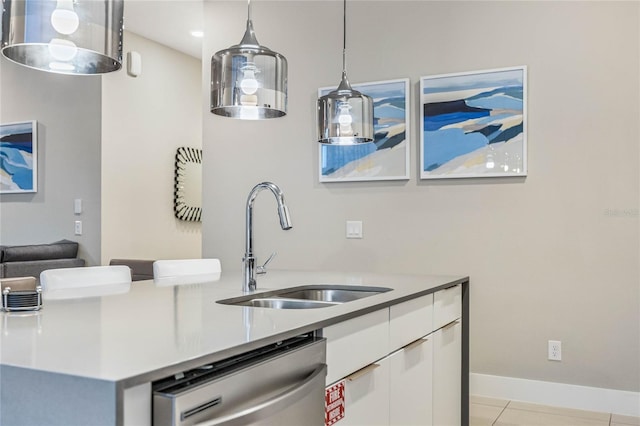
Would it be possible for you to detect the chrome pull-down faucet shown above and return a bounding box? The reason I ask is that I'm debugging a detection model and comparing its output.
[243,182,292,292]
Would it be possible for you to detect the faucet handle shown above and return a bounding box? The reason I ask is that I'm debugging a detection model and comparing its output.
[256,252,277,275]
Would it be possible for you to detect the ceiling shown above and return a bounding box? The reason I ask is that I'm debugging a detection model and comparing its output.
[123,0,204,59]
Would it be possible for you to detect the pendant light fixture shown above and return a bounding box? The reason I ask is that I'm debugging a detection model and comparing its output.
[317,0,373,145]
[210,0,287,120]
[1,0,124,75]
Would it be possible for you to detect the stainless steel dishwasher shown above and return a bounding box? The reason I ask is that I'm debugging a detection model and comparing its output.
[153,333,326,426]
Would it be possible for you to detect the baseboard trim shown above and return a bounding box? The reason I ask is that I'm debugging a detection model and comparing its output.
[470,373,640,417]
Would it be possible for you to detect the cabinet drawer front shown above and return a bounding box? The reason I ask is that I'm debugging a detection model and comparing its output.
[324,309,389,385]
[389,293,433,350]
[433,284,461,330]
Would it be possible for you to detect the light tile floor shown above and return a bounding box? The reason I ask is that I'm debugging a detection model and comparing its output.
[470,395,640,426]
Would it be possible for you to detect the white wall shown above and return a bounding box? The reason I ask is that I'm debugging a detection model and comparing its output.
[1,29,202,266]
[0,58,102,265]
[202,1,639,392]
[101,31,202,264]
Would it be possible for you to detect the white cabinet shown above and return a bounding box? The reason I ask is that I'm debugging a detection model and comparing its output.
[324,283,464,426]
[433,321,462,426]
[389,293,433,350]
[324,309,389,386]
[389,336,433,426]
[432,284,463,426]
[433,284,461,330]
[340,360,390,426]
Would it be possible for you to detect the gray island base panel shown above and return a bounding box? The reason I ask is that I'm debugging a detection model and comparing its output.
[0,366,118,425]
[0,269,469,426]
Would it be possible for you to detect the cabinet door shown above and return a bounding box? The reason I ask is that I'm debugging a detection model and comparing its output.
[340,358,390,426]
[433,320,462,426]
[389,336,433,426]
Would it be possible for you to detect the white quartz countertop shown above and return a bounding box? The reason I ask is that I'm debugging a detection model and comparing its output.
[0,269,467,387]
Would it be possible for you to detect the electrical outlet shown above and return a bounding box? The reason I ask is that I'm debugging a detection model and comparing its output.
[548,340,562,361]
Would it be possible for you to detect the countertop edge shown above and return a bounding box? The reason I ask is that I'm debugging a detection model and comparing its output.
[118,275,469,389]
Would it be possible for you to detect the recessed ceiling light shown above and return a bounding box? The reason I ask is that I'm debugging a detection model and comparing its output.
[190,30,204,38]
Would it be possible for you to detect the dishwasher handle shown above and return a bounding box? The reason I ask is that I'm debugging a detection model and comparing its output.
[196,363,327,426]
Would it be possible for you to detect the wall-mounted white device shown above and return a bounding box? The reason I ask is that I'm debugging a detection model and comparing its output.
[346,220,363,239]
[127,51,142,77]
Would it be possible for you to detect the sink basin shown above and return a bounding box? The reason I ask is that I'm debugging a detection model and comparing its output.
[217,285,392,309]
[229,298,338,309]
[277,288,387,303]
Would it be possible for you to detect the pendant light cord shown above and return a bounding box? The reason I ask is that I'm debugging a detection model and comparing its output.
[342,0,347,74]
[247,0,252,22]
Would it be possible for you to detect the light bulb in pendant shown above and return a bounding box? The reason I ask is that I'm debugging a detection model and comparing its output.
[48,38,78,62]
[240,63,259,95]
[337,103,353,136]
[239,63,259,107]
[51,0,79,35]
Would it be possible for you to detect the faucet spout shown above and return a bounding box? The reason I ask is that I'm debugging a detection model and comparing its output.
[243,182,292,292]
[277,202,292,230]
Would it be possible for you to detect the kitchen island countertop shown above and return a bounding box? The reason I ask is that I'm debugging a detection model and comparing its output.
[0,269,467,387]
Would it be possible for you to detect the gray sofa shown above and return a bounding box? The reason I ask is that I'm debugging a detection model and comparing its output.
[0,240,85,281]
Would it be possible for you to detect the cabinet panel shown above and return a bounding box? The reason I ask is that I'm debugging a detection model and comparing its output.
[433,320,462,426]
[340,358,390,426]
[389,293,433,350]
[323,282,466,426]
[389,336,433,426]
[433,284,461,330]
[324,308,389,385]
[123,382,151,426]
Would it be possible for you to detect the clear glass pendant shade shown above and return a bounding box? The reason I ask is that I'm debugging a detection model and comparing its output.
[316,0,373,144]
[210,5,287,120]
[1,0,124,75]
[317,72,374,144]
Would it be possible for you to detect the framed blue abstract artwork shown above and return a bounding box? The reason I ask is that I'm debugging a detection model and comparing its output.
[420,67,527,179]
[0,121,37,194]
[318,78,410,182]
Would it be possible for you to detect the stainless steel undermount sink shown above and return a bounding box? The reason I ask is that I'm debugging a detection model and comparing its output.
[277,288,387,303]
[229,298,338,309]
[217,285,392,309]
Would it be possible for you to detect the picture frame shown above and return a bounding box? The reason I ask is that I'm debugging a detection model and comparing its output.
[0,121,37,193]
[318,78,410,182]
[420,66,527,179]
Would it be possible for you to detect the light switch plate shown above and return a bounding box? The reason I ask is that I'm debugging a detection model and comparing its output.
[346,221,363,239]
[74,220,82,236]
[74,198,82,214]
